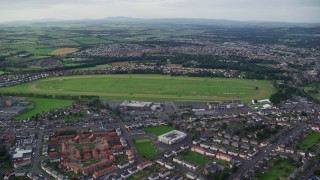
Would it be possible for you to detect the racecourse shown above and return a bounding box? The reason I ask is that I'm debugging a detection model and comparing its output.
[0,74,275,101]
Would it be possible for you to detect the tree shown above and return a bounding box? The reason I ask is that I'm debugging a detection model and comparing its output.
[300,111,307,116]
[222,123,227,130]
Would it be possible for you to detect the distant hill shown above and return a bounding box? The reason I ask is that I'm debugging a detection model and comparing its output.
[1,16,319,27]
[91,17,320,27]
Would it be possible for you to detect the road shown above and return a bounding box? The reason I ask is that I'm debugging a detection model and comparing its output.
[302,148,320,180]
[119,122,144,163]
[31,131,43,174]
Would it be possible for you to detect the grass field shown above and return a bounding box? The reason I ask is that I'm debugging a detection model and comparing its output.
[259,160,296,180]
[50,48,78,55]
[182,151,210,166]
[73,64,112,71]
[0,74,275,102]
[0,155,12,170]
[227,122,245,129]
[76,143,96,151]
[70,37,113,45]
[26,48,57,55]
[17,164,32,170]
[81,159,100,167]
[129,171,147,180]
[129,166,163,180]
[135,138,152,143]
[144,125,175,136]
[297,132,320,151]
[14,97,74,120]
[134,137,158,158]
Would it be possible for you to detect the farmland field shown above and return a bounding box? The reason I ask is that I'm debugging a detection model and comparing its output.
[26,48,57,55]
[14,97,74,120]
[144,125,175,136]
[50,48,78,55]
[133,137,158,158]
[72,64,112,70]
[0,74,275,102]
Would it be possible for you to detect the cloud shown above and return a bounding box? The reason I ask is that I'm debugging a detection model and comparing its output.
[0,0,319,23]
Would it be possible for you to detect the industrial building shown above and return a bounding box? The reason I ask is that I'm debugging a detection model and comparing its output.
[119,100,153,111]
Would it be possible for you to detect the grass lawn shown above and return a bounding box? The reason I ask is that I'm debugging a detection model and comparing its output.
[61,114,87,120]
[1,161,13,169]
[182,151,210,166]
[81,159,100,167]
[0,74,275,102]
[49,162,71,177]
[76,143,96,151]
[17,163,32,170]
[129,171,146,180]
[226,123,245,129]
[144,125,175,136]
[297,132,320,151]
[310,93,320,100]
[134,137,158,158]
[214,159,230,167]
[0,156,13,170]
[14,97,73,120]
[129,167,162,180]
[259,160,296,180]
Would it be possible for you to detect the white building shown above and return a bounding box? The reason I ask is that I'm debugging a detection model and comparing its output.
[12,148,32,160]
[158,130,187,145]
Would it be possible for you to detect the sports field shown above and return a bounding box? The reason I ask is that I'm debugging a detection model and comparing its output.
[144,125,175,136]
[133,137,158,158]
[0,74,275,102]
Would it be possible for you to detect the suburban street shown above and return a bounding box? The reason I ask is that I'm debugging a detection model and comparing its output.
[229,122,307,179]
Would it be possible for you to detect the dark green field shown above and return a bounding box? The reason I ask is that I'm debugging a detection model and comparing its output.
[298,132,320,151]
[182,151,210,166]
[133,137,158,158]
[144,125,175,136]
[0,74,275,102]
[14,97,73,120]
[258,159,297,180]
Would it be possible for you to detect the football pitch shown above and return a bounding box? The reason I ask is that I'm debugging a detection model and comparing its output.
[133,137,158,158]
[0,74,275,102]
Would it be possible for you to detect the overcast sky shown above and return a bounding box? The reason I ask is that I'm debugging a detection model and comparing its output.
[0,0,319,23]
